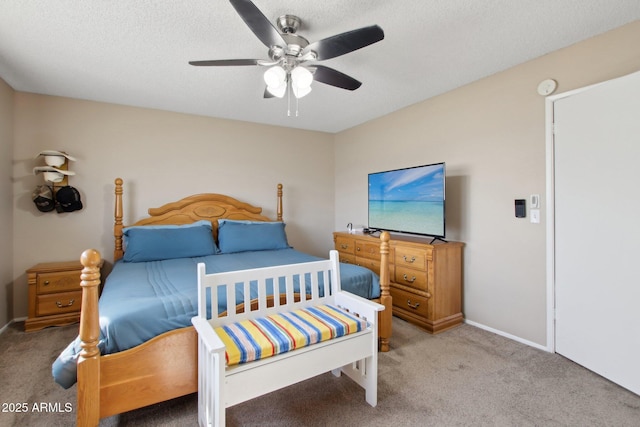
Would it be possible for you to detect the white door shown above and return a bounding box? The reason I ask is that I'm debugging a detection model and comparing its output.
[553,70,640,395]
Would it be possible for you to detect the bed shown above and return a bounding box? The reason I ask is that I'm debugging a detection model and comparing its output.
[58,178,392,426]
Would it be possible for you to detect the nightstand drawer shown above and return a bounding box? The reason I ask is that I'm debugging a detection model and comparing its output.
[36,271,81,294]
[26,259,101,332]
[36,290,82,316]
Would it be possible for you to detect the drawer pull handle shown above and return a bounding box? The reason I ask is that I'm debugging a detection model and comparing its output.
[340,244,349,250]
[403,274,417,283]
[44,280,50,286]
[56,299,75,308]
[403,256,416,263]
[407,300,420,309]
[356,247,361,251]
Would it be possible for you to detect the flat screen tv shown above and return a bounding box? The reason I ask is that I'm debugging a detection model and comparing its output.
[368,162,445,238]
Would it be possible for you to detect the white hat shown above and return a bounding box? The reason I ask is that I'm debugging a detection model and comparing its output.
[36,150,77,167]
[33,166,76,183]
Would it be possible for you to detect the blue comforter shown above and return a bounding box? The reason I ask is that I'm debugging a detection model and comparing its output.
[52,248,379,388]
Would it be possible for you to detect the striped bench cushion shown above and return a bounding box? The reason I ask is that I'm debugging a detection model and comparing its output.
[215,304,368,366]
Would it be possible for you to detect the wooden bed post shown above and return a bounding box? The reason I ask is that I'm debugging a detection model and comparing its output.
[77,249,102,427]
[114,178,124,261]
[276,183,283,222]
[378,231,392,352]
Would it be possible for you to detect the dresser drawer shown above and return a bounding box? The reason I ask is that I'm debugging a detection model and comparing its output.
[355,241,380,260]
[394,246,428,270]
[390,287,430,319]
[355,256,380,275]
[36,270,81,294]
[334,236,356,255]
[337,252,356,265]
[394,266,428,291]
[36,290,82,316]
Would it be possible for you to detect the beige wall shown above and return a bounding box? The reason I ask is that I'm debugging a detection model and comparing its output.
[11,95,334,319]
[334,21,640,346]
[5,21,640,347]
[0,78,14,327]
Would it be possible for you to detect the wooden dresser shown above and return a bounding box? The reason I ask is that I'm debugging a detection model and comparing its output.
[333,231,463,334]
[25,260,100,332]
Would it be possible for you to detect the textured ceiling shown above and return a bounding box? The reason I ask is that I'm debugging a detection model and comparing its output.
[1,1,639,133]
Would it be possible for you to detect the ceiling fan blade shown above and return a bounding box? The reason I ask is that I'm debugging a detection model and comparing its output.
[312,65,362,90]
[189,59,261,66]
[303,25,384,61]
[229,0,287,48]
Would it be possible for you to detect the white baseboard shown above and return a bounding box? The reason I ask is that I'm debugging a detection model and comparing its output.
[464,319,551,353]
[0,317,27,336]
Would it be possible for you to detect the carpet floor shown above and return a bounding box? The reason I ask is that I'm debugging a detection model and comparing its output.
[1,317,639,426]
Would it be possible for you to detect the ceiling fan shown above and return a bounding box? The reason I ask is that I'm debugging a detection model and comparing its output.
[189,0,384,103]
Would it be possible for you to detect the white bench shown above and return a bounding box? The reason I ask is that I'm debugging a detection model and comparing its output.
[191,250,384,427]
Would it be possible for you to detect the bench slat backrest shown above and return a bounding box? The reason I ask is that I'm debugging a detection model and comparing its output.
[197,250,342,327]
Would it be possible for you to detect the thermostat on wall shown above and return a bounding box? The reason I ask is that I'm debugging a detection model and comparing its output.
[515,199,526,218]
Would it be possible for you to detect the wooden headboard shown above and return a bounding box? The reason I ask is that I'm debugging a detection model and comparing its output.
[113,178,284,261]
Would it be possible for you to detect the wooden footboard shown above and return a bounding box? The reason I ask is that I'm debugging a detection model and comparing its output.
[77,250,198,427]
[99,327,197,417]
[77,249,101,427]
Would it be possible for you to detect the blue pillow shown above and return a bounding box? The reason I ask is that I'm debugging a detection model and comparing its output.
[122,220,213,246]
[217,219,290,254]
[123,221,217,262]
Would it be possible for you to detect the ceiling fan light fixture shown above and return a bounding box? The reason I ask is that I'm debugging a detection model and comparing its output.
[264,65,287,98]
[292,84,312,98]
[264,65,286,87]
[290,66,313,98]
[267,82,287,98]
[291,66,313,89]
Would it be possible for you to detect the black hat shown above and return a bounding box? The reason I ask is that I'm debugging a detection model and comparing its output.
[32,185,56,212]
[56,186,83,212]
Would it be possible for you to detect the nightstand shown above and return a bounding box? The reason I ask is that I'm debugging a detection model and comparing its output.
[25,260,101,332]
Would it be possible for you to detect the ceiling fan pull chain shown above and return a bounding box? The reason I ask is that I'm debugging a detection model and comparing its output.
[287,78,293,117]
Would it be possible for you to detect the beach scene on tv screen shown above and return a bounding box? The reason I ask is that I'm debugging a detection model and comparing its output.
[368,164,445,236]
